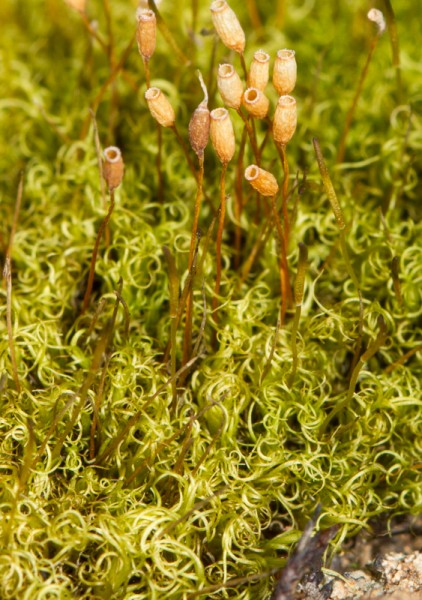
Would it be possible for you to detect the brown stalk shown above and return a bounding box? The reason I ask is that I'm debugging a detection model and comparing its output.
[80,12,108,53]
[212,163,228,323]
[82,189,115,314]
[89,352,112,460]
[80,34,136,140]
[234,125,248,267]
[240,220,272,284]
[162,246,180,411]
[90,110,110,245]
[171,124,199,182]
[271,192,292,324]
[383,0,402,101]
[246,0,262,31]
[52,290,121,461]
[148,0,191,66]
[336,35,380,164]
[3,258,20,393]
[3,172,24,392]
[156,124,164,202]
[237,109,260,164]
[277,142,291,248]
[183,155,205,367]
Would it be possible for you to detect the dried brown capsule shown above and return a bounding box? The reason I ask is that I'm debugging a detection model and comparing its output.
[244,165,279,197]
[248,50,270,91]
[189,71,210,159]
[189,104,210,159]
[273,49,297,95]
[242,87,270,119]
[210,0,245,54]
[217,64,243,110]
[145,87,176,128]
[273,95,297,145]
[210,107,235,165]
[136,8,156,62]
[103,146,124,191]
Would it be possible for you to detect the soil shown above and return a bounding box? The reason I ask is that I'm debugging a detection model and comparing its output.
[277,515,422,600]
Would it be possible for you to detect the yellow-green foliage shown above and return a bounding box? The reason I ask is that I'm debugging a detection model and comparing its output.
[0,0,421,598]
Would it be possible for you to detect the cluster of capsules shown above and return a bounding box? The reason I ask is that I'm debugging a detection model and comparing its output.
[136,0,298,194]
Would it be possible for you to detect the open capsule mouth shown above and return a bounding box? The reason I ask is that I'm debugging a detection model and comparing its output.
[104,146,122,163]
[254,50,270,64]
[244,165,259,181]
[244,88,260,104]
[210,107,229,121]
[136,8,155,21]
[278,95,296,107]
[218,64,235,78]
[210,0,227,13]
[277,48,295,61]
[145,87,161,100]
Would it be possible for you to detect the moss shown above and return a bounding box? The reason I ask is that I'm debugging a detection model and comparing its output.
[0,0,421,598]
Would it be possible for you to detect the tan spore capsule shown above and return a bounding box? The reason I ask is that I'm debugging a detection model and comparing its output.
[210,107,235,165]
[145,87,175,128]
[245,165,279,197]
[242,87,270,119]
[103,146,124,191]
[273,95,297,145]
[248,50,270,91]
[273,49,297,95]
[64,0,86,12]
[136,8,156,62]
[217,64,243,110]
[210,0,245,54]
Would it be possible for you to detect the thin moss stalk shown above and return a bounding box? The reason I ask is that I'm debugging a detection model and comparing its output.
[80,34,136,139]
[82,189,115,313]
[277,142,291,249]
[391,255,403,306]
[313,137,364,368]
[234,125,248,267]
[289,242,308,387]
[336,9,385,164]
[163,246,180,411]
[212,163,228,322]
[171,124,199,182]
[183,155,204,366]
[3,173,24,393]
[320,316,388,434]
[148,0,191,65]
[270,192,292,324]
[382,0,403,101]
[3,258,20,393]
